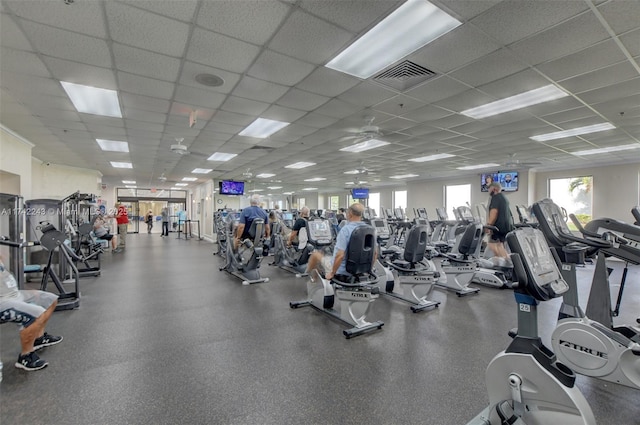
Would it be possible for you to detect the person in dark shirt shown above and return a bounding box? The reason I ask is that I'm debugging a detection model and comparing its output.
[486,182,514,263]
[235,195,270,249]
[336,208,346,224]
[288,207,310,250]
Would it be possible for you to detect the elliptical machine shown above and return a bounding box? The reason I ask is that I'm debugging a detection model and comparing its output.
[467,227,596,425]
[432,223,481,296]
[290,225,384,339]
[219,217,269,285]
[271,219,333,277]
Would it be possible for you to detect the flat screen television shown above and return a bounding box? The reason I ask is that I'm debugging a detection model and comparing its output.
[481,171,518,192]
[219,180,245,195]
[351,188,369,199]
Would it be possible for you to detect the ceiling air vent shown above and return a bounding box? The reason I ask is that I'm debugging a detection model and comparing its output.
[373,60,437,91]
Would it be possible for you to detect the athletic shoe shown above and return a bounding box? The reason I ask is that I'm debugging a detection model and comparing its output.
[15,352,48,371]
[33,333,63,351]
[112,248,122,253]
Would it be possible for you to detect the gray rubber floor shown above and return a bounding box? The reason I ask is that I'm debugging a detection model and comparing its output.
[1,233,638,425]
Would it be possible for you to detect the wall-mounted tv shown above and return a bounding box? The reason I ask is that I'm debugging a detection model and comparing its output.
[481,171,518,192]
[351,188,369,199]
[219,180,245,195]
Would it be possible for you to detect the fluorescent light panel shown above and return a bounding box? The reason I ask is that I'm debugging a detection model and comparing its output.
[456,163,499,170]
[96,139,129,152]
[409,153,455,162]
[239,118,289,138]
[390,174,419,179]
[122,180,136,184]
[256,173,276,178]
[125,185,137,189]
[461,85,568,119]
[182,177,197,181]
[111,161,132,168]
[249,189,264,192]
[302,187,318,191]
[267,186,283,189]
[175,183,189,186]
[530,123,616,142]
[61,81,122,118]
[285,162,316,169]
[344,170,360,174]
[304,177,326,182]
[572,143,639,156]
[340,139,389,153]
[326,0,461,79]
[207,152,237,161]
[283,192,294,195]
[192,168,212,174]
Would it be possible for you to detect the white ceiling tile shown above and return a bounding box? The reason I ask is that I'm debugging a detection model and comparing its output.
[405,76,469,104]
[558,61,638,94]
[276,89,330,112]
[433,0,501,21]
[43,56,117,90]
[197,0,290,45]
[401,105,453,122]
[5,0,107,38]
[121,93,171,114]
[470,0,590,45]
[269,9,353,65]
[409,24,501,74]
[125,120,164,133]
[173,85,226,110]
[294,113,340,129]
[247,50,316,86]
[536,40,626,81]
[187,28,261,74]
[261,105,308,123]
[0,48,50,77]
[433,89,495,113]
[0,13,33,51]
[510,13,612,66]
[113,43,181,82]
[220,96,270,116]
[211,110,254,127]
[178,62,240,95]
[203,121,244,136]
[118,0,198,23]
[105,2,190,57]
[169,103,215,122]
[1,72,66,97]
[85,124,127,137]
[540,107,598,125]
[598,1,640,35]
[338,82,397,107]
[449,48,528,88]
[297,67,360,97]
[299,0,398,34]
[314,99,363,119]
[577,77,640,105]
[231,76,289,103]
[619,29,640,56]
[19,94,75,112]
[19,20,111,67]
[477,69,551,99]
[374,94,426,116]
[117,72,175,100]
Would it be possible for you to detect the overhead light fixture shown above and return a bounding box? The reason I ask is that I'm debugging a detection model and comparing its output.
[344,170,360,174]
[256,173,276,178]
[175,183,189,187]
[304,177,327,182]
[390,174,419,179]
[283,191,294,195]
[285,162,316,169]
[61,81,122,118]
[122,180,136,184]
[125,185,137,189]
[267,186,283,189]
[192,168,212,174]
[302,187,318,191]
[409,153,455,162]
[239,118,289,138]
[326,0,461,79]
[111,161,132,168]
[340,139,389,153]
[249,189,264,192]
[572,143,639,156]
[96,139,129,152]
[182,177,197,181]
[207,152,237,161]
[461,85,568,119]
[530,123,616,142]
[345,181,355,185]
[456,163,499,170]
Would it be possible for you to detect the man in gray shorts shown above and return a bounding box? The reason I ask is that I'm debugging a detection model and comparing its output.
[1,259,63,371]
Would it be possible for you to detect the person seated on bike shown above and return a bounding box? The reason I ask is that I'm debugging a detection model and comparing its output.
[307,203,371,281]
[92,213,120,253]
[0,257,63,371]
[287,207,310,250]
[235,194,270,249]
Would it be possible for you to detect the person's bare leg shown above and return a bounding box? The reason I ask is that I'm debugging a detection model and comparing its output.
[306,251,323,279]
[488,241,508,259]
[19,300,57,355]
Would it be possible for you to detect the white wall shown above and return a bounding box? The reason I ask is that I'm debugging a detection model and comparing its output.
[0,126,33,197]
[30,159,102,200]
[534,162,640,222]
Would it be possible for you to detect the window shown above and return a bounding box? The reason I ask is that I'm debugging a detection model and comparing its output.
[549,176,593,230]
[393,190,407,210]
[368,192,380,217]
[329,196,340,210]
[445,184,470,218]
[297,197,306,209]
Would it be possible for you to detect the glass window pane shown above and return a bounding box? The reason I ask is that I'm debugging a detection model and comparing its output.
[445,184,470,217]
[549,176,592,230]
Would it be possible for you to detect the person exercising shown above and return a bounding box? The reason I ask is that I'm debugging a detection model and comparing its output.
[486,182,514,265]
[288,207,310,250]
[235,194,270,249]
[307,203,369,281]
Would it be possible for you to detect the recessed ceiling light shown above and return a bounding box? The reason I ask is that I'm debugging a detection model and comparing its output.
[304,177,327,182]
[175,183,189,187]
[96,139,129,152]
[345,181,355,185]
[122,180,136,184]
[390,174,419,179]
[182,177,197,181]
[125,185,137,189]
[239,118,289,138]
[456,163,499,170]
[326,0,461,79]
[285,162,316,169]
[249,189,264,192]
[195,73,224,87]
[572,143,639,156]
[192,168,212,174]
[207,152,237,161]
[256,173,276,178]
[409,153,455,162]
[340,139,389,153]
[530,123,616,142]
[344,170,360,174]
[461,85,568,119]
[111,161,132,168]
[267,186,283,189]
[283,192,294,195]
[302,187,318,191]
[61,81,122,118]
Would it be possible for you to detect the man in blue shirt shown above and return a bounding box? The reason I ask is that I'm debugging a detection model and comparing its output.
[235,194,270,249]
[307,203,367,280]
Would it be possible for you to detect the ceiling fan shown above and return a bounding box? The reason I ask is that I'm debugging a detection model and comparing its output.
[341,117,384,142]
[502,153,541,168]
[345,161,379,175]
[169,137,212,159]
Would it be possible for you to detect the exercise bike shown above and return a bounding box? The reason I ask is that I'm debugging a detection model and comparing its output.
[219,218,269,285]
[290,225,384,339]
[270,219,332,277]
[467,227,596,425]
